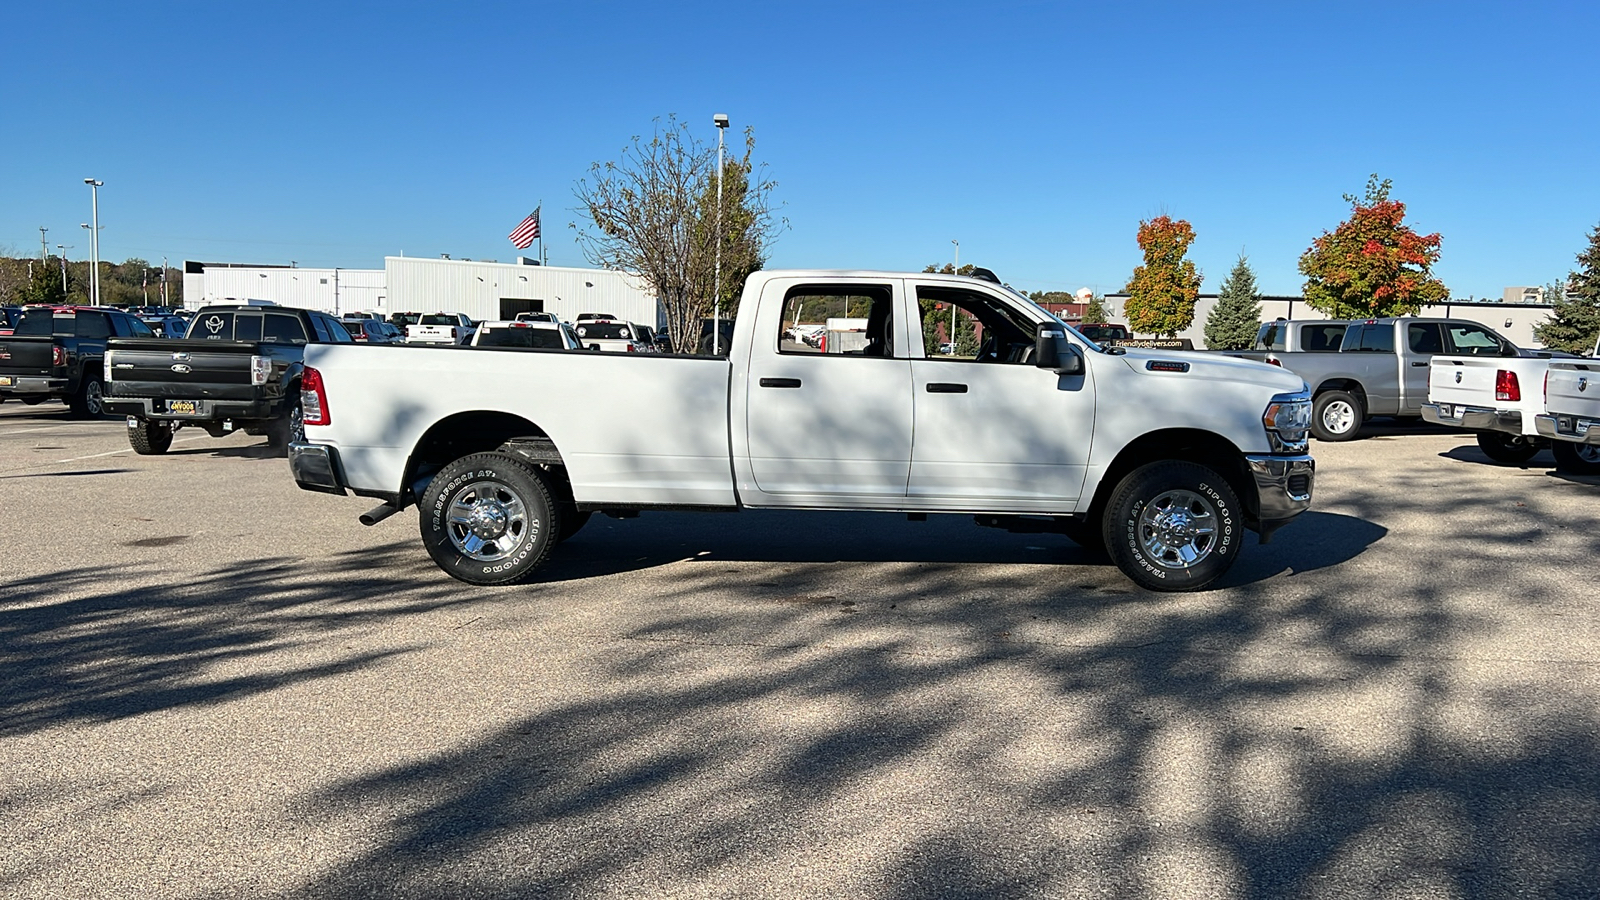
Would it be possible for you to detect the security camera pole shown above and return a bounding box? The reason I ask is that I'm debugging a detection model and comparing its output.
[713,113,729,355]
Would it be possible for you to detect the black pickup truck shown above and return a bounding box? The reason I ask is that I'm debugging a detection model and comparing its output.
[103,305,354,454]
[0,306,158,417]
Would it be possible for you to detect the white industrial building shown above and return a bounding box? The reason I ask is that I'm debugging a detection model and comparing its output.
[182,257,660,327]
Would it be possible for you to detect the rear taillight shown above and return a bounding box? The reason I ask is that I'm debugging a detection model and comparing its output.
[1495,369,1520,402]
[353,333,367,341]
[52,346,66,367]
[626,344,636,352]
[1268,358,1281,367]
[301,365,330,426]
[250,355,271,386]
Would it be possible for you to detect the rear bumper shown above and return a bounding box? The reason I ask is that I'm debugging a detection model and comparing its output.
[1535,414,1600,445]
[0,376,67,395]
[103,395,277,422]
[288,442,348,495]
[1421,403,1521,434]
[1244,453,1315,541]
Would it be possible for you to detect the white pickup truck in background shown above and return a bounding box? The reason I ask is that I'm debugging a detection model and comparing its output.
[406,312,474,345]
[1422,354,1559,464]
[288,269,1317,592]
[1535,357,1600,475]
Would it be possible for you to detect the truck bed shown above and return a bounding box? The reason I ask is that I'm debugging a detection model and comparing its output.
[302,343,736,507]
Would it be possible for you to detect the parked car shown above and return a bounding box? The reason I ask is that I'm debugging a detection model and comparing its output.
[0,306,24,336]
[289,268,1316,593]
[0,305,156,416]
[514,311,560,324]
[1235,317,1526,441]
[1422,352,1557,464]
[388,311,423,330]
[406,312,474,345]
[102,305,353,455]
[1076,323,1131,344]
[139,315,189,338]
[1534,357,1600,475]
[342,319,404,343]
[470,320,584,350]
[572,317,655,353]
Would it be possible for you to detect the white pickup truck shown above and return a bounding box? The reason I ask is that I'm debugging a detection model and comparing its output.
[288,270,1316,592]
[1534,357,1600,475]
[406,312,474,345]
[1422,354,1558,464]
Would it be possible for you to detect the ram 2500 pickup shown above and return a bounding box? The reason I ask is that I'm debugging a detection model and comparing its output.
[102,305,354,455]
[1535,358,1600,475]
[288,270,1318,592]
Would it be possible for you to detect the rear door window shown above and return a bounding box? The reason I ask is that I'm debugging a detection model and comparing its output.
[1301,323,1347,351]
[1346,324,1394,352]
[123,316,156,337]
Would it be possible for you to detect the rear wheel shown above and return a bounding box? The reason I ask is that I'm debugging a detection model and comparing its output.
[1475,431,1542,465]
[127,418,174,455]
[419,452,560,586]
[69,371,107,419]
[1311,390,1364,441]
[1551,439,1600,475]
[1102,461,1243,592]
[267,399,304,456]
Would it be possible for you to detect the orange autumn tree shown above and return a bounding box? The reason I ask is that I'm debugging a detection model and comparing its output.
[1299,175,1448,318]
[1123,215,1202,337]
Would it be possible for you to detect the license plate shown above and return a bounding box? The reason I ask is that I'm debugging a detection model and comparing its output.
[166,399,199,415]
[0,376,12,386]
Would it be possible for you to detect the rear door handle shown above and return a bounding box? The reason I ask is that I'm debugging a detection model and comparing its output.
[926,382,968,393]
[759,377,802,388]
[1410,361,1428,367]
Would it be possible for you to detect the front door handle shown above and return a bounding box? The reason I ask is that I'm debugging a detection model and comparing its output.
[759,377,802,388]
[1410,361,1428,367]
[926,382,968,393]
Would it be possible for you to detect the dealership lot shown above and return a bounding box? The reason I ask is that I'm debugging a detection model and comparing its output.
[2,403,1599,899]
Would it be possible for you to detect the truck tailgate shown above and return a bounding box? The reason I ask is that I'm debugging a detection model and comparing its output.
[105,339,259,400]
[1426,356,1504,407]
[0,336,59,377]
[1545,361,1600,421]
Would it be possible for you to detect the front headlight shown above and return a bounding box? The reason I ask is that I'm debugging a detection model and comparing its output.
[1263,390,1312,452]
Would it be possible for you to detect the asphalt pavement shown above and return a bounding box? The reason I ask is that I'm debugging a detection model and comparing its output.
[2,400,1598,899]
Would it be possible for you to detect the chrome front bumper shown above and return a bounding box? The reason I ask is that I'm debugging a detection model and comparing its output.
[1422,403,1521,434]
[1535,414,1600,445]
[1244,453,1315,541]
[288,441,347,495]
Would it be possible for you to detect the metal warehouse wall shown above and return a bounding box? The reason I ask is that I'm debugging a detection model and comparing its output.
[384,257,660,326]
[186,267,386,315]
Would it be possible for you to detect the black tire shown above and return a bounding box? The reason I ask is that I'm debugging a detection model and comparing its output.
[69,370,107,419]
[127,419,173,455]
[1552,439,1600,475]
[1310,390,1364,441]
[558,509,592,544]
[419,452,560,586]
[267,398,304,457]
[1475,431,1542,465]
[1102,461,1243,592]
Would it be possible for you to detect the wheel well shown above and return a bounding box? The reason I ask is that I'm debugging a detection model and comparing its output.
[402,411,561,502]
[1314,379,1366,406]
[1086,429,1259,526]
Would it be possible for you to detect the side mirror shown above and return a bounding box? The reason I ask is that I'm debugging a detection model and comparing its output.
[1035,324,1083,375]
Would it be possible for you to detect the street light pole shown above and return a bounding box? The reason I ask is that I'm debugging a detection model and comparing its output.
[713,113,729,356]
[949,239,959,353]
[56,245,69,292]
[84,179,103,306]
[39,226,48,261]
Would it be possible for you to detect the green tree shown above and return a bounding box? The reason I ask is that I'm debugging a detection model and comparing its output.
[1542,278,1568,306]
[1123,215,1202,337]
[12,259,68,306]
[1203,255,1263,350]
[1082,294,1110,324]
[1534,223,1600,354]
[573,116,783,353]
[1299,174,1447,318]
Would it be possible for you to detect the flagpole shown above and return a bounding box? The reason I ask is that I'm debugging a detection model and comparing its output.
[538,200,544,266]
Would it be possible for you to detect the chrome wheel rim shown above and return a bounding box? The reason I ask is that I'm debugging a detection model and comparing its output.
[1138,489,1218,570]
[445,480,530,562]
[1321,400,1355,434]
[288,405,305,444]
[1577,444,1600,463]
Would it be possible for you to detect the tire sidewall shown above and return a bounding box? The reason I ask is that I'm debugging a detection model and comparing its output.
[1104,461,1242,592]
[1552,439,1600,475]
[1475,431,1540,464]
[419,452,557,586]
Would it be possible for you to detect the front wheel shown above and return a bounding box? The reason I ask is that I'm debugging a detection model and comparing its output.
[1311,390,1364,441]
[418,452,560,586]
[1551,439,1600,475]
[127,418,174,455]
[1475,431,1542,465]
[1102,461,1243,592]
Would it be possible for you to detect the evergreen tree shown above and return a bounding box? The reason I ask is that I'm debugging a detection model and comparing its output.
[1204,255,1262,350]
[13,260,68,306]
[1534,222,1600,354]
[1082,295,1110,324]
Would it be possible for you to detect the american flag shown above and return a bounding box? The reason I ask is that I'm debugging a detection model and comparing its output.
[509,208,541,249]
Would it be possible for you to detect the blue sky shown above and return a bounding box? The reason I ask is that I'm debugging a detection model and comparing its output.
[3,1,1596,299]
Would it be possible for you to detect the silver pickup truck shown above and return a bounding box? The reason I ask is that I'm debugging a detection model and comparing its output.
[1238,318,1523,441]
